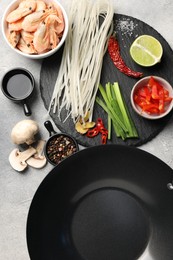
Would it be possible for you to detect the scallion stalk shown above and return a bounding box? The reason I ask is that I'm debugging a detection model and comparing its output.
[98,84,128,132]
[96,82,138,140]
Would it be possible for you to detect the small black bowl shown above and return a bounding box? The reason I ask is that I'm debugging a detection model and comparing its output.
[44,120,79,166]
[1,68,35,116]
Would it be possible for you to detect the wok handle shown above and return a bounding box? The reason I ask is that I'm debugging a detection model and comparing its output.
[167,180,173,190]
[44,120,57,136]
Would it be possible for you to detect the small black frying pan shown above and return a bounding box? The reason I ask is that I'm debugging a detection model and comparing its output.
[1,68,35,116]
[44,120,79,166]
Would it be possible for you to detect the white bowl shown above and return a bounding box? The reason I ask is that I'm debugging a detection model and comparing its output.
[131,76,173,119]
[2,0,68,59]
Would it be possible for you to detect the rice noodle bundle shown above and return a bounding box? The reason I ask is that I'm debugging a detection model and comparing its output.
[49,0,114,122]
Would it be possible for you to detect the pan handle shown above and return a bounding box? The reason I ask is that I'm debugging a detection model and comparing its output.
[23,102,31,116]
[44,120,57,136]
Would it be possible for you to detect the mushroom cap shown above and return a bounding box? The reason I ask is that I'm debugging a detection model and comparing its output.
[11,119,39,145]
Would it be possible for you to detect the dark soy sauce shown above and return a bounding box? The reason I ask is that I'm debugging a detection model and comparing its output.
[6,74,33,99]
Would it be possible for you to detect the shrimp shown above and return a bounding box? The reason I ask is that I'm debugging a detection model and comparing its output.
[45,14,61,49]
[7,30,20,47]
[33,21,50,53]
[21,30,34,44]
[6,1,36,23]
[55,17,64,36]
[8,18,24,31]
[47,3,58,14]
[54,3,64,23]
[17,37,37,54]
[49,4,65,35]
[22,9,56,32]
[35,1,46,11]
[18,0,35,9]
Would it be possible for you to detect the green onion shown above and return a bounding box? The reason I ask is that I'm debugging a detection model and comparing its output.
[97,84,128,132]
[96,82,138,140]
[108,115,111,140]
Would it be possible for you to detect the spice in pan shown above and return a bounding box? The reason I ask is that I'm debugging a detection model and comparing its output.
[47,135,77,165]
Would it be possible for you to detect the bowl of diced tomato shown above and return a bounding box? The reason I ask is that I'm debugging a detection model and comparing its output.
[131,76,173,119]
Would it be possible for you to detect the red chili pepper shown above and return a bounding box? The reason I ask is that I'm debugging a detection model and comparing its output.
[86,118,108,144]
[108,35,143,78]
[99,126,108,134]
[144,86,151,102]
[86,127,99,138]
[151,84,160,99]
[101,132,108,145]
[134,76,173,114]
[96,118,103,129]
[96,118,108,134]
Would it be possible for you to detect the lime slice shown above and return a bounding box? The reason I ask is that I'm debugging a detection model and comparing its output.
[130,35,163,67]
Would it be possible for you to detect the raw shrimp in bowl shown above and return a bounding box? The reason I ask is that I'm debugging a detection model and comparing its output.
[2,0,68,59]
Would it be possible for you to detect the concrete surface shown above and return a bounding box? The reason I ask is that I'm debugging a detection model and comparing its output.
[0,0,173,259]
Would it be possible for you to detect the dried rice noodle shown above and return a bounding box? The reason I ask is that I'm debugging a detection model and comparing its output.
[49,0,114,122]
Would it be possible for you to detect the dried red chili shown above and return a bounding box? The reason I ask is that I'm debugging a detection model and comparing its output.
[108,35,143,78]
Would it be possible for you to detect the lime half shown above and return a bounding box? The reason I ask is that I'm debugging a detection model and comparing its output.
[130,35,163,67]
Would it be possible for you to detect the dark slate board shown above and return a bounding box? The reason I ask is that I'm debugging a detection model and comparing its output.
[40,14,173,147]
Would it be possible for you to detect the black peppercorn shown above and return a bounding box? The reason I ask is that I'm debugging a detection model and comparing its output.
[46,135,78,165]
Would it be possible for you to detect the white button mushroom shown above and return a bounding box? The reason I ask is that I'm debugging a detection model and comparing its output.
[11,119,39,145]
[27,140,47,168]
[9,146,37,172]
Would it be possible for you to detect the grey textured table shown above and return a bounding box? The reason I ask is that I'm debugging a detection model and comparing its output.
[0,0,173,259]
